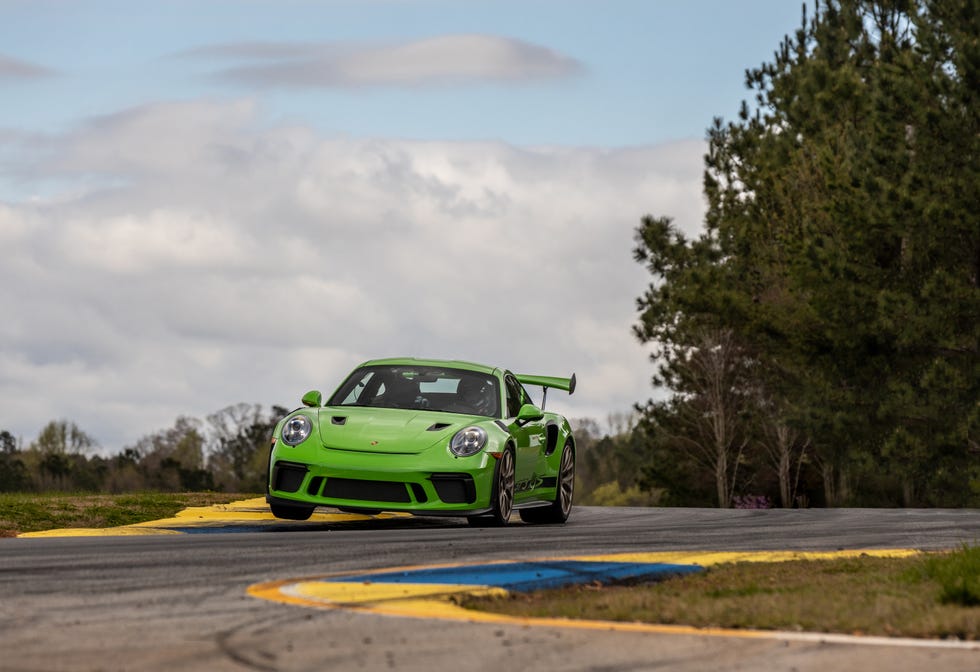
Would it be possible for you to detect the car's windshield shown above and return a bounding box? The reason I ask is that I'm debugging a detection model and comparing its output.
[327,365,501,417]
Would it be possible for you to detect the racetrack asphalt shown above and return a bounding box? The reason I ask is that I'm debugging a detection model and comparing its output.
[2,503,980,671]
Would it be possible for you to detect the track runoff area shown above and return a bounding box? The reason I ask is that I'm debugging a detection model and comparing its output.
[21,497,978,651]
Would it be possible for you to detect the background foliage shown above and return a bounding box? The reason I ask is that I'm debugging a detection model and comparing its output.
[633,0,978,507]
[0,406,286,494]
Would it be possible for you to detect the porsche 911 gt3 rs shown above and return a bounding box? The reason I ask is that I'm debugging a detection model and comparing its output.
[266,357,576,526]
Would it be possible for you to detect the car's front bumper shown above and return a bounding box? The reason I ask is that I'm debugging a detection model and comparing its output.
[267,445,498,515]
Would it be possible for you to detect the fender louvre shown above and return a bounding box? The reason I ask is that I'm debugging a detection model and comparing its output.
[544,422,559,455]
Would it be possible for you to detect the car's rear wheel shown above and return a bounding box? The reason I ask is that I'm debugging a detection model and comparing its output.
[519,440,574,524]
[468,448,515,527]
[270,501,315,521]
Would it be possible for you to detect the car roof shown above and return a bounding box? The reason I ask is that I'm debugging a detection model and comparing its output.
[357,357,500,376]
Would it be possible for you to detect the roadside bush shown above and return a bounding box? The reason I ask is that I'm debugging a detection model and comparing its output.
[922,545,980,607]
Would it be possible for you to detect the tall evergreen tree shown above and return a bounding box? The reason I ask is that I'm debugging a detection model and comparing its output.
[635,0,979,506]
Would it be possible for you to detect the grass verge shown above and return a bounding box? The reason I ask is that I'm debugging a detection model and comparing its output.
[462,548,980,640]
[0,491,254,537]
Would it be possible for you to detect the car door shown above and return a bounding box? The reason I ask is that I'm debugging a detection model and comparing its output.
[504,372,546,496]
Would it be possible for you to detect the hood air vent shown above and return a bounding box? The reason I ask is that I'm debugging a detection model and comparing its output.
[426,422,452,431]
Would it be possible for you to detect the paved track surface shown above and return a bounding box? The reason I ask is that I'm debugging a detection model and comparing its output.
[2,506,979,671]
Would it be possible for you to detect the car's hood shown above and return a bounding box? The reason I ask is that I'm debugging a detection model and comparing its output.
[317,406,480,454]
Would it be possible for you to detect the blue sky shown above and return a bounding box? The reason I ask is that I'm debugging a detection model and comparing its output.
[0,1,807,450]
[1,1,802,144]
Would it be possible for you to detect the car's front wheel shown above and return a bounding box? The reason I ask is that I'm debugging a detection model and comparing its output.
[519,440,574,524]
[468,448,515,527]
[270,501,316,521]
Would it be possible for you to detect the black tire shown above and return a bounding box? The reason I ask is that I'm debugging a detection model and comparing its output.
[468,448,515,527]
[519,441,574,524]
[270,501,315,521]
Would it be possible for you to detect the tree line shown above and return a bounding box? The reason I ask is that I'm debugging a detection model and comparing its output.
[0,410,646,506]
[632,0,978,507]
[0,404,287,494]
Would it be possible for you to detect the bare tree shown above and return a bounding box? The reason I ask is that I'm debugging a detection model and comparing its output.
[662,328,750,507]
[207,404,279,491]
[759,417,809,508]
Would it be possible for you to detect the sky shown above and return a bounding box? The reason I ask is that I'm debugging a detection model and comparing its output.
[0,0,805,451]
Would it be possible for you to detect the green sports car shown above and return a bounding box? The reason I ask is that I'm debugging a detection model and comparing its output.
[266,357,577,526]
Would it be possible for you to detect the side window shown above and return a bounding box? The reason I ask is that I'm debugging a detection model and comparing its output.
[504,374,523,418]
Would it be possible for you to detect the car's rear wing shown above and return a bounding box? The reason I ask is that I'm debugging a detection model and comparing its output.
[516,373,576,410]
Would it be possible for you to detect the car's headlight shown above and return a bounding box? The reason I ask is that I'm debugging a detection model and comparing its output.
[281,415,312,446]
[450,426,487,457]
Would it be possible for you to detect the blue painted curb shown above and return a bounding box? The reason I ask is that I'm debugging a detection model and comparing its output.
[326,560,703,592]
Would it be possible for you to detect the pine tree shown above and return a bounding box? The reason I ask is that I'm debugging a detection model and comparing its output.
[635,0,979,506]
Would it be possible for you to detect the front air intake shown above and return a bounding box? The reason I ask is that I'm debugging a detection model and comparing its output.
[272,462,308,493]
[429,473,477,504]
[323,478,412,503]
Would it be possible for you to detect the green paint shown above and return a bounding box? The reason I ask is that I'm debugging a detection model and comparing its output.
[268,358,576,524]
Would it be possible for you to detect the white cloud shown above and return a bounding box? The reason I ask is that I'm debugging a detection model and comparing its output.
[0,54,53,80]
[186,35,583,89]
[0,100,704,450]
[59,210,254,273]
[54,99,263,178]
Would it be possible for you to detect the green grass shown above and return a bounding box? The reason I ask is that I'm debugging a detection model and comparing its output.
[918,545,980,607]
[463,550,980,640]
[0,491,254,536]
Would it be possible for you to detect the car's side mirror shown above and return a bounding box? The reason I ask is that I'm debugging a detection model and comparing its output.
[302,390,323,407]
[516,403,544,425]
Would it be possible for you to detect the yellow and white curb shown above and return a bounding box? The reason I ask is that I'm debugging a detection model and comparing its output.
[247,550,979,650]
[17,497,409,537]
